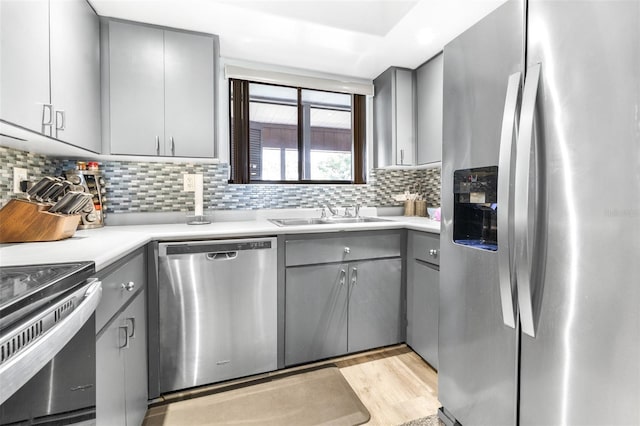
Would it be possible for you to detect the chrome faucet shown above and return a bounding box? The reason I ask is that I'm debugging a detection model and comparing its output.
[344,204,361,218]
[322,204,339,218]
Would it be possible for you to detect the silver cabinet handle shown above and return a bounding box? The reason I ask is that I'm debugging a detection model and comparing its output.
[156,136,160,155]
[351,267,358,286]
[515,63,543,338]
[400,149,404,165]
[170,136,175,156]
[125,317,135,338]
[344,247,350,254]
[429,249,438,257]
[41,104,54,135]
[497,71,522,329]
[118,325,129,349]
[121,281,135,292]
[339,269,346,286]
[54,110,65,138]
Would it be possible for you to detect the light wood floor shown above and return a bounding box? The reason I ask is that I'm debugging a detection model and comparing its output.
[335,346,439,425]
[145,344,440,426]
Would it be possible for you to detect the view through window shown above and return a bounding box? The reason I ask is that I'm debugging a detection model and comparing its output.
[240,82,354,182]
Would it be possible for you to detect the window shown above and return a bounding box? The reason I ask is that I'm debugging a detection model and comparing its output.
[230,79,366,184]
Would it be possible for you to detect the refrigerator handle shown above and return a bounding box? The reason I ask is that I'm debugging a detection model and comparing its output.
[497,71,522,329]
[514,63,542,338]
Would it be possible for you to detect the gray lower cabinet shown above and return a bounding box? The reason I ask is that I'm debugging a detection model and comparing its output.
[96,249,147,426]
[285,263,349,365]
[348,258,403,353]
[406,231,440,368]
[105,19,216,157]
[284,231,403,366]
[0,0,101,152]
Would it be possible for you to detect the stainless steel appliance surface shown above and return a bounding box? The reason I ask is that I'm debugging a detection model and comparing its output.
[155,237,278,395]
[0,262,102,424]
[440,1,640,425]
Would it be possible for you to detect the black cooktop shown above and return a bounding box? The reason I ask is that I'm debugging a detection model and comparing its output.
[0,262,95,331]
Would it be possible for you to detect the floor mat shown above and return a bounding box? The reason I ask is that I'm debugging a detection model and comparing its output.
[145,366,370,426]
[399,414,443,426]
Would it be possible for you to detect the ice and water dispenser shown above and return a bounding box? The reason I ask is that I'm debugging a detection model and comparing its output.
[453,166,498,251]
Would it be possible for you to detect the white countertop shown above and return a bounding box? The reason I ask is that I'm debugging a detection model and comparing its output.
[0,215,440,271]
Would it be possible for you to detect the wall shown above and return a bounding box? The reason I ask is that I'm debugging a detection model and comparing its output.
[0,146,440,215]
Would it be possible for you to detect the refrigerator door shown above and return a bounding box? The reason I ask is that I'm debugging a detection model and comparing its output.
[520,1,640,425]
[440,0,524,424]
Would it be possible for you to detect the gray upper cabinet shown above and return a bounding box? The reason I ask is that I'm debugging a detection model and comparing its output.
[164,30,215,157]
[373,67,416,167]
[106,19,217,157]
[49,0,101,152]
[0,0,50,133]
[416,53,443,165]
[108,21,164,156]
[0,0,101,152]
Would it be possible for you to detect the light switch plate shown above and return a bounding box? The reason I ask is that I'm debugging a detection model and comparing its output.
[13,167,27,193]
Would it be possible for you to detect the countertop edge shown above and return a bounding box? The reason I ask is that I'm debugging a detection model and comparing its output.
[0,217,441,271]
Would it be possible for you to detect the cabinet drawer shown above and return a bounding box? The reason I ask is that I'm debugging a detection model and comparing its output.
[285,231,401,266]
[96,249,146,333]
[410,231,440,265]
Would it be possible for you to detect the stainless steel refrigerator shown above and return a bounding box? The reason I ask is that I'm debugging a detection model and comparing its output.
[439,0,640,425]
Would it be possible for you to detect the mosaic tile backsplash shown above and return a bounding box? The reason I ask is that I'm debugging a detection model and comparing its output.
[0,146,441,214]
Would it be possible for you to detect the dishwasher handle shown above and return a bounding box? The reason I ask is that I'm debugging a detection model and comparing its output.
[206,251,238,260]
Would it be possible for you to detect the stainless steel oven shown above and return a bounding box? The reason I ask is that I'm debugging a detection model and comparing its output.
[0,262,102,425]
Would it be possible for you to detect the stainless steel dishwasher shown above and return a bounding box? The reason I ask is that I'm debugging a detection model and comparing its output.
[157,237,277,394]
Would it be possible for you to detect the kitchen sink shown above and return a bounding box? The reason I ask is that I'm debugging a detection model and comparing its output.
[269,217,391,227]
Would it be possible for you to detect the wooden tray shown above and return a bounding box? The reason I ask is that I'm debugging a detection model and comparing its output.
[0,199,81,243]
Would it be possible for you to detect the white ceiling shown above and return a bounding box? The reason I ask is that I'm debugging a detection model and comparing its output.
[89,0,507,80]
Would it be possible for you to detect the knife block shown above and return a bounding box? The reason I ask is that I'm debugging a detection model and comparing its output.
[0,199,81,243]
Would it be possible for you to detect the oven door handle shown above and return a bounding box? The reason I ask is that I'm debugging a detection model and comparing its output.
[0,279,102,405]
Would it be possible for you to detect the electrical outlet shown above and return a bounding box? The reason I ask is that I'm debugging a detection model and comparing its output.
[13,167,27,193]
[183,174,196,192]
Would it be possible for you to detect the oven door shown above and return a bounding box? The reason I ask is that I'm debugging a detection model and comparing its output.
[0,279,102,424]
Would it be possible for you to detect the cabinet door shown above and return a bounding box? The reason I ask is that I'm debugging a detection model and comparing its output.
[0,0,50,133]
[407,259,439,369]
[285,263,348,366]
[164,30,215,157]
[395,68,415,165]
[109,21,164,155]
[96,312,127,426]
[348,258,402,353]
[123,291,147,426]
[416,53,443,165]
[49,0,101,152]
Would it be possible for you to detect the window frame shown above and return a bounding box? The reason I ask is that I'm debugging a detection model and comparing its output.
[229,78,366,185]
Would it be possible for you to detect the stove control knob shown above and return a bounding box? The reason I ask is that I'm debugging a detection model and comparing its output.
[68,175,81,185]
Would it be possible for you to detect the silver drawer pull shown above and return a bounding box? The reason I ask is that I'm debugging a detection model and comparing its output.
[125,317,136,338]
[118,326,129,349]
[429,249,438,257]
[121,281,135,292]
[344,247,351,254]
